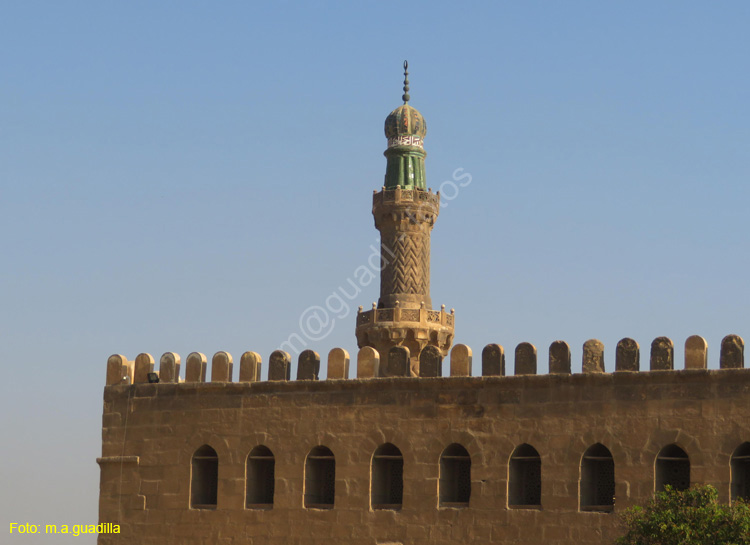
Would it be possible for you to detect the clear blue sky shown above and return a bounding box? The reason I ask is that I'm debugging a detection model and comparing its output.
[2,1,749,541]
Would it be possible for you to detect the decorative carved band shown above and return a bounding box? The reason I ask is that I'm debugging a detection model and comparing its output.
[377,309,394,322]
[354,308,455,329]
[400,309,420,322]
[387,134,424,148]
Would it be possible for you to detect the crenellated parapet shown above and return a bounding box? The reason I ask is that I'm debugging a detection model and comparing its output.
[104,334,746,387]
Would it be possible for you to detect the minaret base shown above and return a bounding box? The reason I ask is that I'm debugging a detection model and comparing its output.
[355,306,454,376]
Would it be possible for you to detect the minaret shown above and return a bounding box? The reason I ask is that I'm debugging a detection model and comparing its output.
[355,61,454,376]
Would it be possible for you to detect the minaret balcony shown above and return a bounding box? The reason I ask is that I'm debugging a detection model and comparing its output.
[355,304,455,359]
[357,305,454,328]
[373,187,440,211]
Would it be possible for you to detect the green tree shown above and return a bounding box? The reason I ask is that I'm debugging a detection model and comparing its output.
[617,485,750,545]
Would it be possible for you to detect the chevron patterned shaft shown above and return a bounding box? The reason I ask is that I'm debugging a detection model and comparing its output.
[380,230,430,298]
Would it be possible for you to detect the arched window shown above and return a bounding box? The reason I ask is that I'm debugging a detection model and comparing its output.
[580,443,615,511]
[371,443,404,510]
[304,446,335,509]
[655,444,690,492]
[191,444,218,509]
[731,442,750,503]
[508,444,541,508]
[439,443,471,507]
[246,445,275,508]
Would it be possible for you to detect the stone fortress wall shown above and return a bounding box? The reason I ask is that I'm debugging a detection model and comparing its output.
[98,334,750,545]
[96,64,750,545]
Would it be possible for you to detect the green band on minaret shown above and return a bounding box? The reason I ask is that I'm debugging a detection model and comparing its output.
[384,147,426,190]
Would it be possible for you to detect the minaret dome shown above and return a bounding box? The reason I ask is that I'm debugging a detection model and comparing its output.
[383,61,428,190]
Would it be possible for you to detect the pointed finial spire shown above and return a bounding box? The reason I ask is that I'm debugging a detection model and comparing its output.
[402,60,410,104]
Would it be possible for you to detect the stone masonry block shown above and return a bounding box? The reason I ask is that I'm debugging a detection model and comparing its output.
[582,339,605,373]
[211,351,233,382]
[327,348,350,380]
[481,344,504,377]
[515,342,537,375]
[450,344,472,377]
[357,347,380,378]
[133,353,155,383]
[239,351,262,382]
[106,354,129,386]
[419,345,443,377]
[185,352,207,383]
[616,338,639,372]
[384,346,410,377]
[297,349,320,380]
[159,352,181,383]
[268,350,291,381]
[685,335,707,370]
[650,337,674,370]
[720,334,744,369]
[548,341,570,374]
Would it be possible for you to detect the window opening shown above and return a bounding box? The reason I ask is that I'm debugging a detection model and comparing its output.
[246,445,275,508]
[305,446,335,509]
[731,443,750,503]
[371,443,404,510]
[508,444,541,508]
[655,444,690,492]
[191,445,218,509]
[580,443,615,511]
[439,444,471,507]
